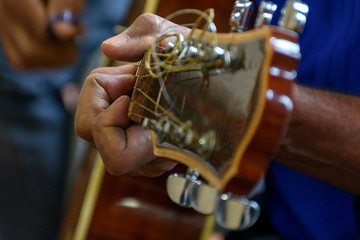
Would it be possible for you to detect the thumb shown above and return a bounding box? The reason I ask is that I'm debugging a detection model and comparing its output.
[101,32,155,62]
[47,0,84,41]
[101,13,190,62]
[101,13,162,62]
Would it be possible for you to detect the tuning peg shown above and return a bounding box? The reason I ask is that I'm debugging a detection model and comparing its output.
[189,180,218,215]
[166,168,200,207]
[168,168,261,231]
[229,0,254,32]
[142,117,171,143]
[215,193,260,230]
[278,0,309,34]
[254,1,278,28]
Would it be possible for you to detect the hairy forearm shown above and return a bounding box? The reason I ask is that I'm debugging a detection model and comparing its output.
[276,84,360,196]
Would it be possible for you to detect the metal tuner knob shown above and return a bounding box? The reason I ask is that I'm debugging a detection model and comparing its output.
[189,180,218,215]
[166,168,200,207]
[229,0,254,32]
[215,193,260,230]
[278,0,309,34]
[254,1,278,28]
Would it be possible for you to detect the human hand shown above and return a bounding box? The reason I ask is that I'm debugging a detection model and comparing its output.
[0,0,83,68]
[75,14,190,176]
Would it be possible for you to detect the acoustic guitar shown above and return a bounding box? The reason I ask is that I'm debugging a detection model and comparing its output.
[127,15,300,232]
[61,0,308,239]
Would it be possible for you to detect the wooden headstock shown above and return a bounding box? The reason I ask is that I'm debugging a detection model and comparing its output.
[127,0,308,231]
[128,26,299,193]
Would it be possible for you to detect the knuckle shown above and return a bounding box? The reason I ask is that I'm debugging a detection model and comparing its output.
[87,72,104,85]
[74,116,92,142]
[89,67,103,75]
[136,13,160,31]
[90,113,103,132]
[105,164,123,176]
[74,118,86,138]
[103,153,126,176]
[138,13,156,23]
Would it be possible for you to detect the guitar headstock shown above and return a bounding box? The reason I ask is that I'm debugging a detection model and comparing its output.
[128,0,308,230]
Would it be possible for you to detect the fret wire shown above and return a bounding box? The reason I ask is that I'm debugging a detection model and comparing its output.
[136,68,225,82]
[135,74,152,79]
[128,112,146,119]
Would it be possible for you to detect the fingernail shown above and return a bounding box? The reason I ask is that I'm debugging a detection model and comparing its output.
[102,35,128,47]
[116,95,130,104]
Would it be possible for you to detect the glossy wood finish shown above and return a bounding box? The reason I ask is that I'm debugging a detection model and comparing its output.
[87,166,205,240]
[129,26,298,194]
[227,27,299,195]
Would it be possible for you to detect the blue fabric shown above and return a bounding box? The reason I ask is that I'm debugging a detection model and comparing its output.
[260,0,360,239]
[356,198,360,236]
[0,1,131,239]
[266,163,358,239]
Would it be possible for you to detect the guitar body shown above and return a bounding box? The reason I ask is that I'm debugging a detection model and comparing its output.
[87,166,205,240]
[60,148,207,240]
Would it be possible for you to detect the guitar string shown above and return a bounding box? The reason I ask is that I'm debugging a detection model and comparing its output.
[131,87,201,139]
[146,8,218,80]
[131,58,225,74]
[131,69,231,142]
[134,67,223,85]
[128,9,222,152]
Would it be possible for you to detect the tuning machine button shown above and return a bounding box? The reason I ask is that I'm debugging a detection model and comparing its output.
[278,0,309,34]
[229,0,254,32]
[166,168,200,207]
[189,180,218,215]
[215,193,260,230]
[254,1,278,28]
[167,168,261,231]
[167,170,218,214]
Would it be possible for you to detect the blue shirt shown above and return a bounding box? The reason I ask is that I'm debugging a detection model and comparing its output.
[263,0,360,239]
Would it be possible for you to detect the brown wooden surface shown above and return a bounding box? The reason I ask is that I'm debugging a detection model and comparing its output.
[87,165,205,240]
[228,27,299,195]
[128,26,298,194]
